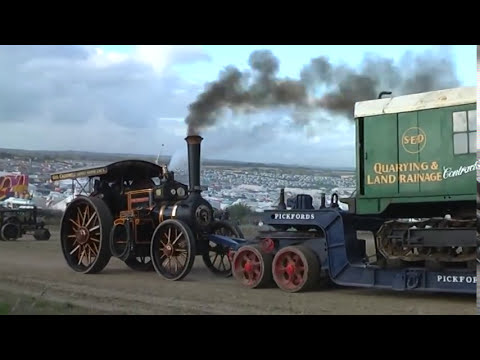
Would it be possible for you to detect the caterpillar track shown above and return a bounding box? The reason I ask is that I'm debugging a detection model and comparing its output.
[375,216,476,266]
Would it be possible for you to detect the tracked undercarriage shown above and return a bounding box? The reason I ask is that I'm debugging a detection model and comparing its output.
[375,216,476,267]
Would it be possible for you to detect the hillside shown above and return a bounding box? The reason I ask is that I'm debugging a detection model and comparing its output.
[0,147,355,173]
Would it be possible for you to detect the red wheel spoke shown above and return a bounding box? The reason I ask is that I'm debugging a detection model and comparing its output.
[241,254,250,262]
[293,273,302,284]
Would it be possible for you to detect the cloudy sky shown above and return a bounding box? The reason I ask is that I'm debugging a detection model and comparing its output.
[0,45,476,169]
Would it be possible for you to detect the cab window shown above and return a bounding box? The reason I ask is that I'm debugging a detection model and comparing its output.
[452,110,476,155]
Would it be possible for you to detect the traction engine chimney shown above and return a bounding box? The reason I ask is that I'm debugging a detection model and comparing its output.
[185,135,203,193]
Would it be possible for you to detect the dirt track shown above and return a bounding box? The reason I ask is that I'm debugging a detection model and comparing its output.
[0,231,476,315]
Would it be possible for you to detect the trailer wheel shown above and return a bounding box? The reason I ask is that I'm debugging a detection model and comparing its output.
[272,245,320,293]
[1,223,20,241]
[203,220,244,277]
[232,244,273,289]
[125,255,154,272]
[60,196,113,274]
[150,219,196,281]
[33,228,51,241]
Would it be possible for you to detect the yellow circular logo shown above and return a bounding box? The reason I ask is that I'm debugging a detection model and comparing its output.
[402,127,427,154]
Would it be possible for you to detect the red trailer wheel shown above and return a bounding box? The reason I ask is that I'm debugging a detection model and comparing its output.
[272,245,320,293]
[232,245,273,289]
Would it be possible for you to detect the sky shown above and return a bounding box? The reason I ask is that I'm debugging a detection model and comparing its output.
[0,45,476,169]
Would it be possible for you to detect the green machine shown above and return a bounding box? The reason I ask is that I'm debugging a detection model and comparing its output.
[342,86,477,268]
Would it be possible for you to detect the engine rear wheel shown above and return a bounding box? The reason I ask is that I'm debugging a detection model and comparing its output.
[60,196,113,274]
[203,220,244,277]
[150,219,196,281]
[232,244,273,289]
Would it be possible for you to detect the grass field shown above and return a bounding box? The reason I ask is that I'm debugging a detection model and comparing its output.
[0,289,109,315]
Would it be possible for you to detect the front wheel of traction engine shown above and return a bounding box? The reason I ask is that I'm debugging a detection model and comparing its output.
[150,219,196,281]
[232,244,274,289]
[60,196,113,274]
[203,220,244,277]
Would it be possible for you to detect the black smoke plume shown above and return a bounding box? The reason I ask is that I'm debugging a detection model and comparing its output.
[185,47,460,135]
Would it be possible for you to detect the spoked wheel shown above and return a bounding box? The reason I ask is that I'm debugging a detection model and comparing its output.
[150,219,196,281]
[1,223,20,241]
[60,196,113,274]
[272,245,320,293]
[232,244,273,289]
[125,254,154,272]
[203,220,244,277]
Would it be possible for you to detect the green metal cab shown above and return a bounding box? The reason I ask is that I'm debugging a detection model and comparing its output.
[343,87,476,218]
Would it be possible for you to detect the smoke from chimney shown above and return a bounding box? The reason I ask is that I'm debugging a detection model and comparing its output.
[185,47,460,135]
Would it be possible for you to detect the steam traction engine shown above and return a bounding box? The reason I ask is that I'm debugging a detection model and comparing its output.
[52,136,245,280]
